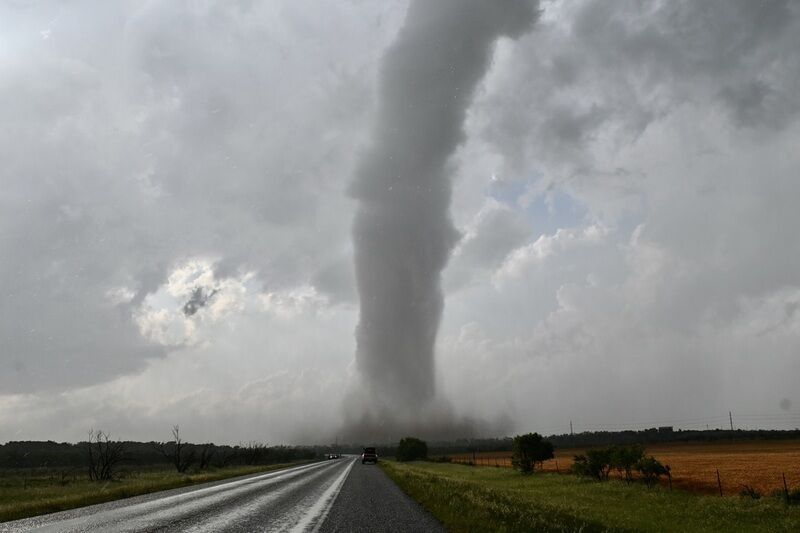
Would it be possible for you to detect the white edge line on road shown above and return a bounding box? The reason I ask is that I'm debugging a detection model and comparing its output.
[290,457,355,533]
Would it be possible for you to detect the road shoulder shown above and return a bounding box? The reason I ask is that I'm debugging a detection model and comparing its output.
[319,460,444,533]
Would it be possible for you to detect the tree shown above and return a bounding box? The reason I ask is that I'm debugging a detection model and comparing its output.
[511,433,554,474]
[636,456,668,487]
[610,444,645,483]
[396,437,428,462]
[572,448,613,481]
[239,442,269,465]
[85,429,125,481]
[197,444,216,470]
[157,425,196,473]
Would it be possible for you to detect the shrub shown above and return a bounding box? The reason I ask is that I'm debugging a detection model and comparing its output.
[572,448,613,481]
[397,437,428,462]
[636,456,668,487]
[610,444,645,483]
[511,433,554,475]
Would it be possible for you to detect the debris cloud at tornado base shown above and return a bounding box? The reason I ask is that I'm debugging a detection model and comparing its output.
[346,0,540,441]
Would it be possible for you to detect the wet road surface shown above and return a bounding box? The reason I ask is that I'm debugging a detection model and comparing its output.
[1,457,443,532]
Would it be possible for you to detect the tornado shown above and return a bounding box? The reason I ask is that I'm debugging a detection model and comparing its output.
[350,0,540,430]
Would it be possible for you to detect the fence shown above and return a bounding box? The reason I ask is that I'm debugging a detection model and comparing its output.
[446,450,800,497]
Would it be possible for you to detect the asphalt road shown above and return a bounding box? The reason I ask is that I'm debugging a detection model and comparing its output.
[0,457,444,533]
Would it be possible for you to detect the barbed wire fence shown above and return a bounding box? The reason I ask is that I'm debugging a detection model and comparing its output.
[440,411,800,496]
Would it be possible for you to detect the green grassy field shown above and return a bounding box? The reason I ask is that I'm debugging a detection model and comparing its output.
[382,461,800,533]
[0,462,312,523]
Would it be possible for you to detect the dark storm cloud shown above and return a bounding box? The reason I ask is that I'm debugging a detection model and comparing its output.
[476,0,800,181]
[350,0,540,414]
[4,0,800,444]
[0,1,391,394]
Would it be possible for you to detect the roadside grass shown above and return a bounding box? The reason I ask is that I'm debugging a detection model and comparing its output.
[381,461,800,533]
[0,461,313,523]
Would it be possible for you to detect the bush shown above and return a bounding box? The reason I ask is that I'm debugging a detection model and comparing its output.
[610,444,645,483]
[511,433,554,475]
[572,445,665,487]
[397,437,428,462]
[572,448,613,481]
[636,456,668,487]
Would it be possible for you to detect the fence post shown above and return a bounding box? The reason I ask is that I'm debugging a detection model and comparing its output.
[783,473,789,501]
[716,468,723,496]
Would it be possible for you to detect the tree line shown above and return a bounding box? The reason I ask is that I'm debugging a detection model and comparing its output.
[547,428,800,448]
[0,427,317,475]
[418,428,800,455]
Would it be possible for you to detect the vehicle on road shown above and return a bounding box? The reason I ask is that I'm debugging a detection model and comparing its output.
[361,447,378,464]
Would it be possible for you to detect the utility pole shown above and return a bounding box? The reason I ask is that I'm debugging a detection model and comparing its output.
[729,411,734,431]
[570,420,573,435]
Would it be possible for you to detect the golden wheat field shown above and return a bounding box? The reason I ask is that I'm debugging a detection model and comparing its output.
[450,440,800,495]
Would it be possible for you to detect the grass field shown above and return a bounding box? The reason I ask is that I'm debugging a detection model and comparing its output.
[383,460,800,532]
[0,461,312,523]
[450,440,800,495]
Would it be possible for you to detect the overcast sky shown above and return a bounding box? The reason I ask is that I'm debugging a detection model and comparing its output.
[2,0,799,445]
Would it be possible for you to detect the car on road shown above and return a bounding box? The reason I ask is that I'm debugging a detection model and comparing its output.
[361,447,378,464]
